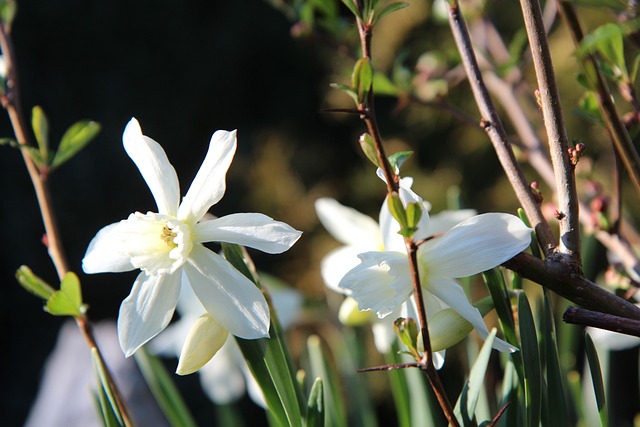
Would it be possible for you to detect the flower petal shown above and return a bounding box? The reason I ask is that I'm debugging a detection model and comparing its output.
[194,213,301,254]
[339,251,412,318]
[184,245,270,339]
[123,118,180,216]
[118,271,181,357]
[428,209,477,234]
[423,213,532,279]
[315,198,382,248]
[82,221,135,274]
[176,313,229,375]
[427,277,516,353]
[177,130,237,223]
[320,246,363,293]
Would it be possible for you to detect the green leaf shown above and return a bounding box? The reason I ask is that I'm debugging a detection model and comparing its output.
[222,243,304,427]
[579,23,626,75]
[307,335,348,427]
[393,317,420,359]
[372,72,399,96]
[31,106,49,164]
[518,292,541,427]
[15,265,55,300]
[45,271,86,317]
[387,192,408,229]
[388,150,412,172]
[51,120,100,169]
[0,0,17,28]
[454,329,497,425]
[340,0,361,19]
[405,202,422,231]
[306,378,324,427]
[352,58,374,104]
[91,348,125,427]
[134,347,197,427]
[372,2,408,26]
[330,82,359,105]
[585,332,608,427]
[359,133,380,167]
[630,54,640,84]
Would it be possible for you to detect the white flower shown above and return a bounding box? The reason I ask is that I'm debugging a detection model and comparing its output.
[151,281,302,405]
[340,207,531,354]
[315,191,491,360]
[82,118,302,357]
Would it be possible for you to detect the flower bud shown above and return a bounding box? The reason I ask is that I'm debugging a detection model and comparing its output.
[176,313,229,375]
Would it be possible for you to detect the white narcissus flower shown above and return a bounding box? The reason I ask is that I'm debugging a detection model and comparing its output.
[151,281,302,405]
[82,118,302,357]
[315,189,494,362]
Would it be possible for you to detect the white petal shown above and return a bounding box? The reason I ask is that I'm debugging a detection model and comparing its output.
[427,277,516,353]
[320,246,363,293]
[315,198,382,248]
[123,118,180,216]
[194,213,301,254]
[177,130,237,223]
[339,251,413,318]
[118,271,181,357]
[199,338,247,404]
[184,245,270,339]
[423,213,532,278]
[82,222,135,273]
[176,314,229,375]
[428,209,477,234]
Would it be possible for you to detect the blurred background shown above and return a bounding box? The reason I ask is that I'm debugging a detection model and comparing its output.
[1,0,637,425]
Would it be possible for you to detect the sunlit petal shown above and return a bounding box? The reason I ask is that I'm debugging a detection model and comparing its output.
[118,271,181,357]
[176,313,229,375]
[320,246,363,293]
[423,213,531,278]
[184,245,270,339]
[82,222,135,273]
[122,118,180,216]
[178,130,236,223]
[194,213,302,253]
[428,209,477,234]
[315,198,382,248]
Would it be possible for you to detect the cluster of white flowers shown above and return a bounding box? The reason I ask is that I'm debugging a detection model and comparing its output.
[315,176,531,365]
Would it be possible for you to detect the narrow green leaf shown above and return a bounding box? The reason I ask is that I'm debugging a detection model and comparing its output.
[307,335,348,427]
[15,265,55,300]
[31,106,49,164]
[91,348,125,426]
[454,329,496,426]
[541,292,569,427]
[45,272,86,316]
[329,82,359,104]
[585,333,608,427]
[579,23,626,74]
[352,58,373,103]
[340,0,361,18]
[405,202,422,230]
[372,2,408,26]
[306,378,324,427]
[630,54,640,83]
[387,192,408,230]
[359,133,380,167]
[51,120,100,169]
[387,151,412,172]
[372,73,399,96]
[22,144,44,167]
[0,0,17,28]
[518,292,541,427]
[134,347,197,427]
[94,388,121,427]
[393,317,420,358]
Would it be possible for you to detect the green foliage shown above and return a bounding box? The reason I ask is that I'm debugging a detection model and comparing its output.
[387,150,412,173]
[31,106,49,164]
[91,348,125,427]
[393,317,420,359]
[358,133,380,167]
[306,378,324,427]
[45,272,87,317]
[518,292,542,427]
[352,57,373,104]
[15,265,55,300]
[52,121,101,169]
[585,333,608,427]
[134,347,197,427]
[307,335,347,427]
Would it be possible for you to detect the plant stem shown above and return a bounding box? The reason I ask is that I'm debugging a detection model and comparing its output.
[445,0,557,254]
[563,306,640,337]
[0,21,135,427]
[519,0,581,261]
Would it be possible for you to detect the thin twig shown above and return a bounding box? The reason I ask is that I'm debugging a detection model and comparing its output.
[519,0,581,260]
[445,0,557,254]
[0,21,135,427]
[563,306,640,337]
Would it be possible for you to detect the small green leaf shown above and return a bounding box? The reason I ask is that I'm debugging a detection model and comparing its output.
[372,72,399,96]
[31,106,49,164]
[579,23,626,75]
[51,120,101,169]
[387,192,408,230]
[329,82,359,105]
[0,0,17,28]
[405,202,422,230]
[388,150,413,173]
[630,54,640,84]
[393,317,420,358]
[16,265,55,300]
[340,0,361,19]
[45,271,86,316]
[306,378,324,427]
[585,332,608,427]
[0,137,17,147]
[372,2,408,26]
[352,57,374,104]
[359,133,380,167]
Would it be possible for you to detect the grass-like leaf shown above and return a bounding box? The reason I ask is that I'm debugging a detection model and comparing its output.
[585,332,608,427]
[307,335,348,427]
[306,377,324,427]
[91,348,125,426]
[518,292,541,427]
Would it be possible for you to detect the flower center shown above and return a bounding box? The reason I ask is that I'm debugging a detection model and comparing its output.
[125,212,193,275]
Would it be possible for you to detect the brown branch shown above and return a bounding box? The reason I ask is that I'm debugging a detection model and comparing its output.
[563,306,640,337]
[519,0,581,260]
[446,0,557,255]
